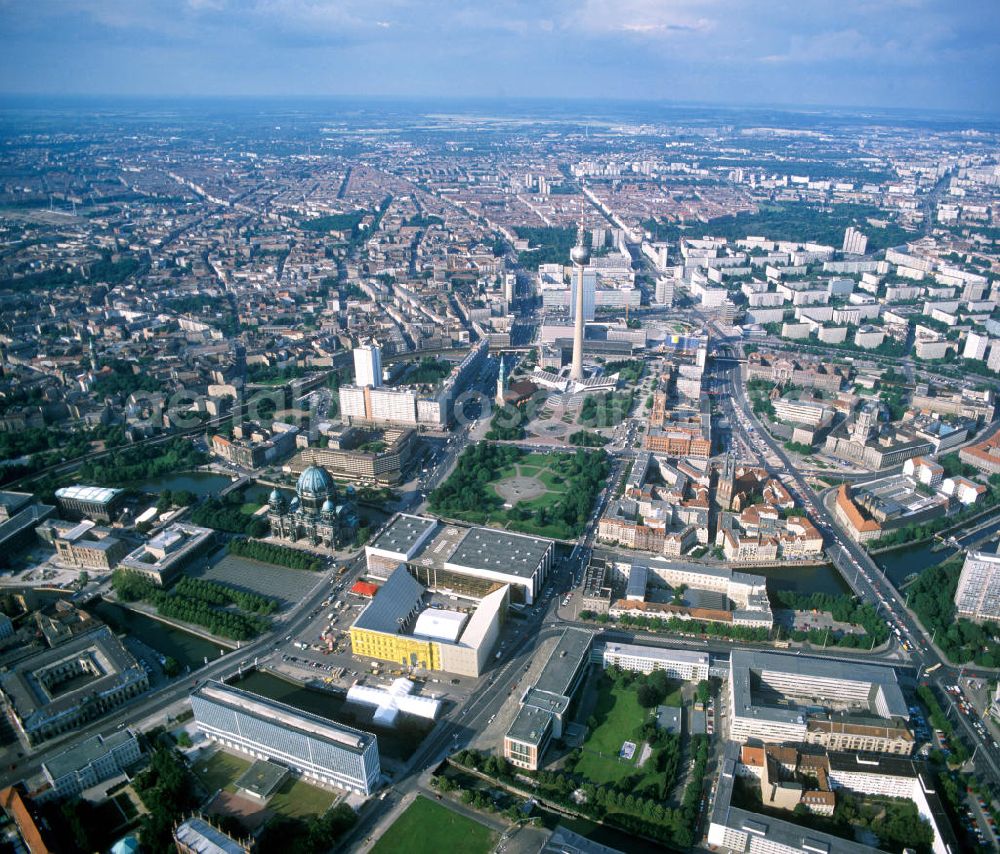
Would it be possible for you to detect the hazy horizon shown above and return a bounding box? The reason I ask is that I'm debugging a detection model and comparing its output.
[1,1,997,115]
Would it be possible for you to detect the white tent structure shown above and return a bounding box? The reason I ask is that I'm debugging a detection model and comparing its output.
[346,678,441,727]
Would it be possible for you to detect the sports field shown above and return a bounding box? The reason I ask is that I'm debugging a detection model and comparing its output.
[371,796,497,854]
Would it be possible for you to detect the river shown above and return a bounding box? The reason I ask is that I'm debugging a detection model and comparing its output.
[128,471,233,496]
[875,515,1000,588]
[92,599,226,669]
[752,563,850,596]
[228,670,432,762]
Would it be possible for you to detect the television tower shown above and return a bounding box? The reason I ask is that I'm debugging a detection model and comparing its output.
[569,215,590,382]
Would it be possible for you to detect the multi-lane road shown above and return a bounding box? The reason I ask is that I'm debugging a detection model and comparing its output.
[713,334,1000,787]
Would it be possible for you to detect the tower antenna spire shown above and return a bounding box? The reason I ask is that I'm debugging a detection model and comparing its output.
[569,198,591,383]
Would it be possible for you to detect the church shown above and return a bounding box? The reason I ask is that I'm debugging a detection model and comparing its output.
[268,465,359,549]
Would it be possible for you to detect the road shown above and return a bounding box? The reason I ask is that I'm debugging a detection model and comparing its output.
[713,329,1000,788]
[0,550,372,791]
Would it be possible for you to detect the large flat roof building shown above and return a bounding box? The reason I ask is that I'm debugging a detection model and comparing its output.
[0,497,54,569]
[42,728,141,799]
[601,642,709,681]
[118,522,215,586]
[54,485,126,523]
[954,546,1000,624]
[710,741,960,854]
[349,565,507,677]
[728,650,912,755]
[503,628,594,771]
[0,627,149,745]
[366,514,554,605]
[191,681,381,795]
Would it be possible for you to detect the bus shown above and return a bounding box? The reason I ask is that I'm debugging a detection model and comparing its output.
[926,663,942,675]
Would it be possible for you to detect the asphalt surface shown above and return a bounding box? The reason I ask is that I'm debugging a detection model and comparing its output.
[713,329,1000,788]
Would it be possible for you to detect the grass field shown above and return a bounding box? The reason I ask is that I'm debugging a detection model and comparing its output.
[574,678,654,785]
[662,687,683,707]
[371,796,497,854]
[492,461,570,512]
[193,750,334,818]
[537,470,568,492]
[268,776,336,818]
[193,750,251,796]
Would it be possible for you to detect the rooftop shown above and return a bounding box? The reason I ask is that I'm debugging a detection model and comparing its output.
[194,681,375,755]
[173,817,248,854]
[42,729,138,780]
[0,491,33,515]
[368,514,438,557]
[54,485,123,505]
[351,566,424,635]
[534,628,593,698]
[446,526,553,579]
[0,503,54,545]
[234,758,288,799]
[506,703,554,747]
[0,627,146,732]
[730,649,908,725]
[412,608,468,643]
[602,642,709,668]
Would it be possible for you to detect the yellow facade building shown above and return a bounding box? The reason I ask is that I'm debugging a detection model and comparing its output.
[348,566,507,678]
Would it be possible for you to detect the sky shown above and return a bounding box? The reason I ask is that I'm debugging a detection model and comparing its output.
[0,0,998,114]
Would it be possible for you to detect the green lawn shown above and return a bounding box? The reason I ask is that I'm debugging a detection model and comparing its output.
[268,776,336,818]
[574,677,654,785]
[372,796,497,854]
[192,750,334,819]
[537,470,569,492]
[516,490,566,511]
[493,461,567,511]
[521,452,552,466]
[239,502,263,515]
[662,688,683,707]
[192,751,251,796]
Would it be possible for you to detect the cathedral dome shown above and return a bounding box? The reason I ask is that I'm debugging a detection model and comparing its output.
[321,497,336,514]
[296,465,335,499]
[269,488,283,503]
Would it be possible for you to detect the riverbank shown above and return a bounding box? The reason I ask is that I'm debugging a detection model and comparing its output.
[257,662,346,695]
[865,505,1000,556]
[867,537,935,556]
[102,594,240,650]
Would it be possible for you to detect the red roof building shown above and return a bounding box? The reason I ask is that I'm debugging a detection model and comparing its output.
[351,580,380,598]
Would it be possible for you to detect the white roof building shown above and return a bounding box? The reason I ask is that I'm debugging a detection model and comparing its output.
[412,609,468,643]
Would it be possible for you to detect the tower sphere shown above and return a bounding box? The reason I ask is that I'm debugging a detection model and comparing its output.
[571,244,591,266]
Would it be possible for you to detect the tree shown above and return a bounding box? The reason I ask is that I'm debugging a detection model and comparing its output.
[78,571,90,588]
[636,683,660,709]
[163,656,181,677]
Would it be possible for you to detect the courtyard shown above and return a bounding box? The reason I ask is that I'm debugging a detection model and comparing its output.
[192,748,338,830]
